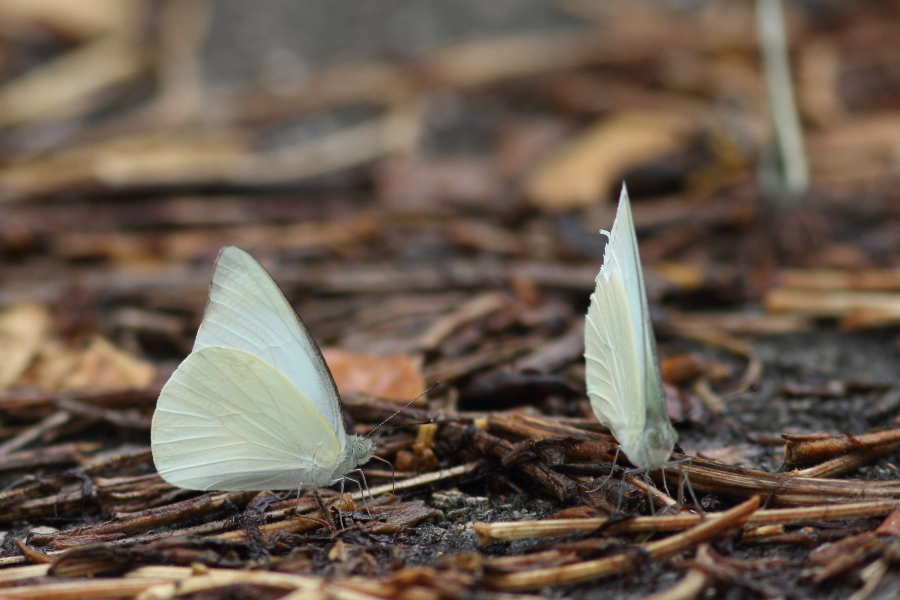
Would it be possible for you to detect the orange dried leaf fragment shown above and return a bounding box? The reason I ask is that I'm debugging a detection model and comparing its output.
[321,348,424,402]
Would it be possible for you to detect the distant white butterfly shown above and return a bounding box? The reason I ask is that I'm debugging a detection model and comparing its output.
[151,246,376,491]
[584,185,677,473]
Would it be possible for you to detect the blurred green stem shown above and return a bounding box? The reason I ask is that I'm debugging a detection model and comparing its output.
[756,0,809,199]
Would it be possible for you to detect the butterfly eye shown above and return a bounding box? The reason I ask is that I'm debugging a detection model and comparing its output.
[354,440,370,459]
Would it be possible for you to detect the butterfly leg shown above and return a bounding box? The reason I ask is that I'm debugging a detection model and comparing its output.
[333,474,370,528]
[616,466,629,512]
[354,469,373,515]
[668,457,702,513]
[343,472,371,515]
[604,467,634,513]
[659,466,672,498]
[589,446,621,494]
[337,478,346,529]
[619,465,661,515]
[294,482,303,513]
[590,446,632,511]
[642,472,657,516]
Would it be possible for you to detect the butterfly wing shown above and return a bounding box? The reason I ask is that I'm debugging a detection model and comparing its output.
[151,346,346,491]
[584,185,675,471]
[191,247,346,447]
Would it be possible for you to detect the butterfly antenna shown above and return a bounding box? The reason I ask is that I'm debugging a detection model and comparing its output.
[722,382,759,402]
[678,382,758,425]
[364,383,439,440]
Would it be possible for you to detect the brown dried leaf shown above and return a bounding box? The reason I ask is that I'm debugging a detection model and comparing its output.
[53,215,383,262]
[0,37,144,128]
[18,335,155,392]
[0,303,52,389]
[395,442,439,473]
[321,348,424,401]
[524,111,692,212]
[421,31,599,89]
[0,0,144,39]
[0,130,248,202]
[765,288,900,329]
[660,353,707,385]
[0,110,420,200]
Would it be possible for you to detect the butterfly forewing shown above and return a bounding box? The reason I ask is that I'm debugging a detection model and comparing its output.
[585,269,644,448]
[584,186,675,472]
[603,187,656,391]
[192,247,345,442]
[152,346,344,491]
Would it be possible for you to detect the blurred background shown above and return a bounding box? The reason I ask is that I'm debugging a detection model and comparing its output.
[0,0,898,398]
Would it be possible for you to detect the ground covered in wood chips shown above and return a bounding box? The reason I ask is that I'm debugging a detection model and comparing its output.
[1,1,900,599]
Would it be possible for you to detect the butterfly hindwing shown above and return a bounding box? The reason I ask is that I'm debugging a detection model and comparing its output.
[151,346,344,491]
[585,266,644,448]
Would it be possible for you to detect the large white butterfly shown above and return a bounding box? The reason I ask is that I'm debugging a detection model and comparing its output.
[151,246,376,491]
[584,185,677,473]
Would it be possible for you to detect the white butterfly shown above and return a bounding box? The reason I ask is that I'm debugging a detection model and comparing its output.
[151,246,376,491]
[584,185,677,473]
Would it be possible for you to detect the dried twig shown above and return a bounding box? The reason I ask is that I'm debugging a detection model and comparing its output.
[474,500,899,545]
[783,429,900,469]
[0,411,72,455]
[484,497,759,590]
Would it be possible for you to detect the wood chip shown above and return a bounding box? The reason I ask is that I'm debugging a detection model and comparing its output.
[525,112,693,212]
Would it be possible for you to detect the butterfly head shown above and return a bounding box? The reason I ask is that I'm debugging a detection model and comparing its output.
[627,423,678,473]
[350,435,376,467]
